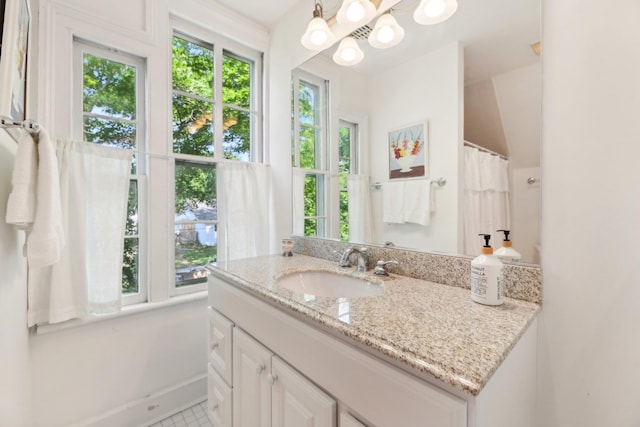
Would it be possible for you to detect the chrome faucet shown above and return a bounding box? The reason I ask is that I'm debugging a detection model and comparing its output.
[338,247,371,272]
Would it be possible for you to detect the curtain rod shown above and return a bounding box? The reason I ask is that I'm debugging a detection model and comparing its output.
[0,116,40,136]
[464,140,507,160]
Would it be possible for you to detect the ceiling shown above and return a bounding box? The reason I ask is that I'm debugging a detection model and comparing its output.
[215,0,540,83]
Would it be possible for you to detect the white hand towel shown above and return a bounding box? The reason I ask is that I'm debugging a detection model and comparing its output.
[382,181,405,224]
[5,131,38,229]
[26,129,65,268]
[403,180,431,226]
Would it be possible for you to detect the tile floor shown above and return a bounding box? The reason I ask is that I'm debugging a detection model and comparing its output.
[148,400,212,427]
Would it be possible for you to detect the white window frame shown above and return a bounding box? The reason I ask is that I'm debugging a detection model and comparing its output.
[292,69,330,238]
[169,20,264,296]
[72,39,149,306]
[338,119,359,241]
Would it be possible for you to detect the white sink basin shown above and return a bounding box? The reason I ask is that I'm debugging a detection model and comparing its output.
[275,270,383,298]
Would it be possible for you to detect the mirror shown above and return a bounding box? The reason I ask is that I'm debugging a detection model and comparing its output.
[291,0,541,264]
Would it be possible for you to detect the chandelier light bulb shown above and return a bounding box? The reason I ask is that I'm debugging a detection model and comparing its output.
[368,13,405,49]
[301,8,336,51]
[413,0,458,25]
[310,28,328,46]
[336,0,377,26]
[376,25,394,43]
[347,2,365,22]
[333,36,364,66]
[424,0,446,17]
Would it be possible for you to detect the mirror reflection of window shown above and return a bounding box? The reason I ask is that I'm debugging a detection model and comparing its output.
[292,70,329,238]
[339,120,358,241]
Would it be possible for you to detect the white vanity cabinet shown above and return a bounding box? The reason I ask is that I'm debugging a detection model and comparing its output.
[209,314,337,427]
[208,271,537,427]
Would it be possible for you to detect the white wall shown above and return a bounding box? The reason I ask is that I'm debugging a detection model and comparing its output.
[368,43,463,253]
[493,62,541,170]
[538,0,640,425]
[0,132,32,427]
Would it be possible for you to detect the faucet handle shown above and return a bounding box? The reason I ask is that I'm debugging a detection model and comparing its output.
[374,260,399,276]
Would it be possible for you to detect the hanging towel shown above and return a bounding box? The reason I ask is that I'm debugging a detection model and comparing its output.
[382,181,405,224]
[5,130,38,229]
[403,180,432,226]
[27,129,65,267]
[347,175,374,242]
[28,139,132,326]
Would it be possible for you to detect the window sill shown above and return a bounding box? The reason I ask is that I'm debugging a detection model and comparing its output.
[35,290,208,335]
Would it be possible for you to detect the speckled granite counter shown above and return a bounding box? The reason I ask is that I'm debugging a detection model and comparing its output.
[207,254,540,396]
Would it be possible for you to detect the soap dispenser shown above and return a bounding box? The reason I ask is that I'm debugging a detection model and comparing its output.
[471,234,504,306]
[494,229,522,263]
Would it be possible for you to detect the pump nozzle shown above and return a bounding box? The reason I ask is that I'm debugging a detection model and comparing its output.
[497,229,511,241]
[478,234,492,248]
[478,234,493,255]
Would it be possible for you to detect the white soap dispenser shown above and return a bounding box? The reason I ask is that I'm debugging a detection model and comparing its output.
[471,234,504,306]
[494,229,522,263]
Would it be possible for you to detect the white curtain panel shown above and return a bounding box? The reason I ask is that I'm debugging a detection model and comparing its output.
[219,162,269,261]
[28,139,132,326]
[347,175,374,243]
[462,146,511,257]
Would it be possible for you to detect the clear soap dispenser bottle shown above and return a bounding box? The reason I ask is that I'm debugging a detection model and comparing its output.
[471,234,504,306]
[494,229,522,263]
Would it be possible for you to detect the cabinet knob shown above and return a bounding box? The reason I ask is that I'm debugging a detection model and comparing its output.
[267,373,278,385]
[211,403,219,411]
[256,363,266,374]
[211,341,220,349]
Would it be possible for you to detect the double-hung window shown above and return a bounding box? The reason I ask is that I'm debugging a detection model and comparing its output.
[292,70,329,237]
[74,39,147,305]
[171,29,262,295]
[338,120,358,241]
[73,26,262,305]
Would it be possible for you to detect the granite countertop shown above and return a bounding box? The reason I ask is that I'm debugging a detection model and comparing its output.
[207,254,540,396]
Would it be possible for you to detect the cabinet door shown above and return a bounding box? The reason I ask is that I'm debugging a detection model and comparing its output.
[208,364,232,427]
[208,307,234,384]
[272,356,336,427]
[233,327,272,427]
[339,412,366,427]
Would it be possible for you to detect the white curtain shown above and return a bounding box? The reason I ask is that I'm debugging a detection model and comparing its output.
[462,146,511,257]
[347,175,374,243]
[219,162,269,261]
[28,139,132,326]
[291,167,306,236]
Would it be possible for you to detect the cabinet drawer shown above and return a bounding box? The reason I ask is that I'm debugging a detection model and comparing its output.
[208,364,232,427]
[208,307,234,384]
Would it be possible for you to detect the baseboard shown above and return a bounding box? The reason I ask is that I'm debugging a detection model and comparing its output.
[68,373,207,427]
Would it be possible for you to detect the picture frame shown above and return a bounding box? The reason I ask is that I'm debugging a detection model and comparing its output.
[0,0,30,123]
[388,121,428,180]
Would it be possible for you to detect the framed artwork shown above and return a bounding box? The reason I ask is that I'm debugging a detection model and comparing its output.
[388,121,428,180]
[0,0,30,122]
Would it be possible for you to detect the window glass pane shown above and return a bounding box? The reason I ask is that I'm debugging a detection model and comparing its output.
[175,222,216,287]
[222,54,251,109]
[299,82,317,126]
[122,237,139,294]
[304,218,317,237]
[175,162,216,287]
[83,117,136,149]
[300,125,317,169]
[340,190,349,241]
[83,53,136,120]
[223,107,250,161]
[172,36,214,99]
[304,175,317,217]
[339,126,351,174]
[172,94,214,156]
[126,181,138,235]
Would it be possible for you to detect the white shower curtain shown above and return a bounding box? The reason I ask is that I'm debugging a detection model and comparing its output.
[28,139,132,326]
[218,162,269,261]
[347,175,374,243]
[462,146,511,257]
